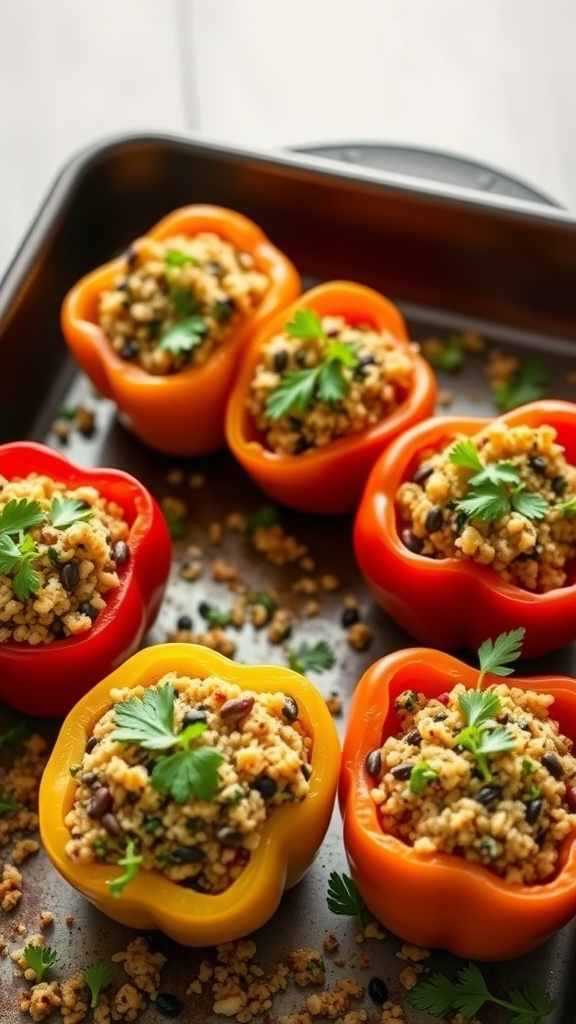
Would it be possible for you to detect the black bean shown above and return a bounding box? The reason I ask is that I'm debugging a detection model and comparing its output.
[295,350,307,366]
[155,993,184,1018]
[120,340,140,360]
[341,606,360,628]
[182,708,207,727]
[294,437,312,454]
[475,785,501,806]
[526,798,544,824]
[365,749,382,779]
[205,261,222,276]
[413,464,433,486]
[214,297,235,322]
[368,977,388,1005]
[566,785,576,813]
[282,695,299,722]
[552,475,567,496]
[251,775,278,799]
[273,349,288,373]
[79,602,99,623]
[176,614,193,632]
[542,752,564,779]
[113,540,130,566]
[102,813,123,837]
[180,876,209,892]
[220,696,255,721]
[401,529,423,554]
[433,711,448,722]
[81,771,98,787]
[85,736,98,754]
[60,562,80,591]
[390,763,413,781]
[528,455,547,473]
[301,762,312,780]
[87,787,113,820]
[405,729,421,746]
[173,846,205,863]
[425,506,443,533]
[216,826,244,846]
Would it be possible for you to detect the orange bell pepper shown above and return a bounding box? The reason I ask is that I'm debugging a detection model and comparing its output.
[339,646,576,961]
[353,399,576,660]
[39,643,341,947]
[60,205,301,457]
[225,281,436,515]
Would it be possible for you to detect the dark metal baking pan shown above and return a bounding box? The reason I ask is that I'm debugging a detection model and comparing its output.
[1,131,576,1023]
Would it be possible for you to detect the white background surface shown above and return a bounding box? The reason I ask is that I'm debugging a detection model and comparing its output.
[1,0,576,278]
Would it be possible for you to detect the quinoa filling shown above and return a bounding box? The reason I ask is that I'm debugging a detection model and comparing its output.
[248,312,414,454]
[97,233,270,375]
[0,473,130,645]
[396,422,576,591]
[369,683,576,884]
[64,673,312,895]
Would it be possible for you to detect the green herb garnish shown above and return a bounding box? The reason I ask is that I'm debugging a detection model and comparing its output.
[165,249,200,268]
[169,285,197,317]
[426,333,466,373]
[110,683,225,803]
[265,309,359,419]
[0,792,18,815]
[0,532,42,601]
[108,838,143,898]
[454,628,524,782]
[84,962,112,1009]
[287,640,335,676]
[245,504,281,533]
[449,440,548,522]
[23,944,59,982]
[198,602,234,628]
[160,315,207,355]
[326,871,366,933]
[493,359,548,412]
[49,496,93,530]
[409,762,438,795]
[0,721,30,749]
[408,961,556,1023]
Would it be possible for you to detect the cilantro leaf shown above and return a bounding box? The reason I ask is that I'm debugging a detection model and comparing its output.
[408,962,556,1023]
[449,438,484,472]
[326,871,366,932]
[426,333,466,373]
[49,496,93,530]
[493,359,548,412]
[245,504,281,533]
[453,483,511,521]
[0,721,30,749]
[198,601,233,628]
[165,248,199,268]
[84,962,112,1009]
[408,970,459,1014]
[409,762,438,794]
[169,285,197,317]
[512,490,548,519]
[557,496,576,516]
[0,533,22,573]
[151,745,225,803]
[287,640,335,675]
[108,837,143,898]
[458,688,501,728]
[317,359,350,404]
[450,447,548,524]
[285,309,327,342]
[0,498,45,535]
[110,684,178,750]
[23,944,59,982]
[0,792,18,815]
[456,724,516,782]
[160,315,207,354]
[478,627,525,680]
[265,367,320,419]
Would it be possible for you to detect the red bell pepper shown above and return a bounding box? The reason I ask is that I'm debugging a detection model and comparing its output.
[0,442,171,717]
[353,400,576,659]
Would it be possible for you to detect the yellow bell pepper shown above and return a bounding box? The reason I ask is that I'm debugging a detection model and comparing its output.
[39,643,340,947]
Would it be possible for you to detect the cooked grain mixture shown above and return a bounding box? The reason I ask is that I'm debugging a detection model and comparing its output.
[0,474,130,644]
[396,422,576,591]
[370,683,576,883]
[98,233,270,375]
[248,313,414,454]
[64,673,312,894]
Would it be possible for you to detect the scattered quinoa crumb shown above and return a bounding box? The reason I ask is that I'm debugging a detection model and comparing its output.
[38,912,54,929]
[19,980,61,1021]
[209,522,224,545]
[325,693,344,716]
[12,838,39,865]
[301,599,321,618]
[166,468,184,485]
[323,934,339,953]
[111,936,166,997]
[189,473,206,489]
[379,1001,406,1023]
[396,943,429,963]
[398,964,423,990]
[319,573,340,592]
[346,623,372,651]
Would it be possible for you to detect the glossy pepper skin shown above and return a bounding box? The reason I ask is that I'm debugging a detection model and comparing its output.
[225,280,436,515]
[60,205,301,457]
[340,647,576,961]
[40,643,341,947]
[354,400,576,660]
[0,442,171,717]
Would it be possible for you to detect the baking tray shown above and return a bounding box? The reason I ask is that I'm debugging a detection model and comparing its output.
[1,131,576,1024]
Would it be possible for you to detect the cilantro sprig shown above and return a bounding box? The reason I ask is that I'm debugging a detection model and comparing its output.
[108,837,143,898]
[493,359,548,412]
[0,496,94,599]
[84,962,112,1008]
[326,871,366,933]
[287,640,335,676]
[449,439,548,522]
[110,683,225,804]
[265,309,359,419]
[23,944,59,982]
[160,314,207,355]
[454,628,524,782]
[408,961,556,1023]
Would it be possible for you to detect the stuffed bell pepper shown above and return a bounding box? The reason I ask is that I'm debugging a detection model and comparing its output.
[0,441,171,716]
[225,280,436,515]
[339,631,576,961]
[354,399,576,659]
[61,204,301,457]
[39,643,341,947]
